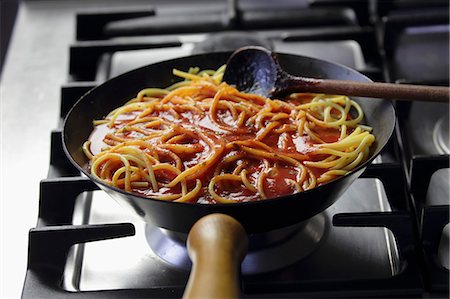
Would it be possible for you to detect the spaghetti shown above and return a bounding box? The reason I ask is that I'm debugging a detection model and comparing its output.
[83,66,375,204]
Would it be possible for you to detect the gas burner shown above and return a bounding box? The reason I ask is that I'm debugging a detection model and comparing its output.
[191,31,274,54]
[433,113,449,155]
[146,213,326,275]
[404,101,450,155]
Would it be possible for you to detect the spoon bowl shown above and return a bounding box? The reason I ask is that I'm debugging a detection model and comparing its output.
[223,46,450,102]
[222,46,279,97]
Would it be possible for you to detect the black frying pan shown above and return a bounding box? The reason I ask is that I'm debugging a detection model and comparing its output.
[63,51,395,234]
[63,51,395,298]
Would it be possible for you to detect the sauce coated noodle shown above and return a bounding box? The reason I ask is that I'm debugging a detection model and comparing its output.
[83,66,375,204]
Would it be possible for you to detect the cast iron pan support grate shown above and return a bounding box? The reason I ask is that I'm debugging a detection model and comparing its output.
[421,205,450,293]
[21,223,188,298]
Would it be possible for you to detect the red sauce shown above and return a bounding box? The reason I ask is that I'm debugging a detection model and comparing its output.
[88,92,350,203]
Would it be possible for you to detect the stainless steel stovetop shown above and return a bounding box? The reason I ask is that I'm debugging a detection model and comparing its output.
[2,1,448,298]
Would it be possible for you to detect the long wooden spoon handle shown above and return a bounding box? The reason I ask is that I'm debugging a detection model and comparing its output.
[283,77,450,102]
[183,214,248,299]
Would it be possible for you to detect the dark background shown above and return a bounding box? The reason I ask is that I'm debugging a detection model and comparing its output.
[0,0,19,76]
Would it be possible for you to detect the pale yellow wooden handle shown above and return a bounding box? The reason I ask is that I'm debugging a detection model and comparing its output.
[183,214,248,299]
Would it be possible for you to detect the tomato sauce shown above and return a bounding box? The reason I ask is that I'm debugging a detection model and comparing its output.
[88,93,349,203]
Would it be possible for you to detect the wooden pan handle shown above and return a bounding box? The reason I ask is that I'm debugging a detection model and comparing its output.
[183,214,248,299]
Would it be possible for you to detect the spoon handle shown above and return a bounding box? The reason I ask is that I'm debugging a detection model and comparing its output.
[282,77,450,102]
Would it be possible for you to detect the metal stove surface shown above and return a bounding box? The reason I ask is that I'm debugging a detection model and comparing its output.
[62,178,398,292]
[5,1,448,298]
[107,36,366,79]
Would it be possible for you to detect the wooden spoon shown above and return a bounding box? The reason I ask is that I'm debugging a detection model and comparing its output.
[222,46,450,102]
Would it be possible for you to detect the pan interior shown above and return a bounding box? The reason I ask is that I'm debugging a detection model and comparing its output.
[64,52,393,178]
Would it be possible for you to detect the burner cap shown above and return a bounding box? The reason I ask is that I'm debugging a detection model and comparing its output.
[192,31,274,54]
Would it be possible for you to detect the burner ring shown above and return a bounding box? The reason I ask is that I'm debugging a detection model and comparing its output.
[433,113,449,155]
[146,213,327,275]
